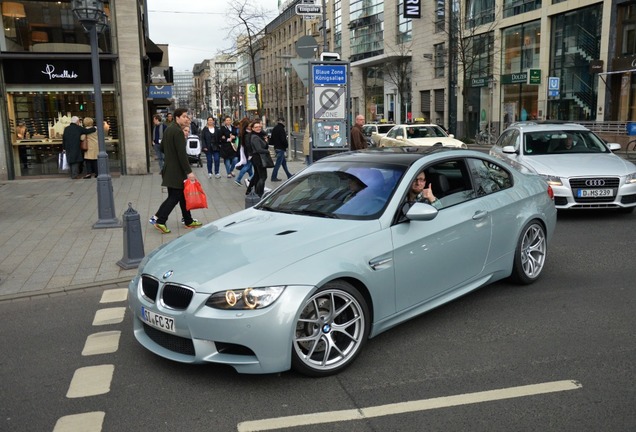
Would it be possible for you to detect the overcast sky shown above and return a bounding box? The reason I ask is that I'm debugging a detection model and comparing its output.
[147,0,281,72]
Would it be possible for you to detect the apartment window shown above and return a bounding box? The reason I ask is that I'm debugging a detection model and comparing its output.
[1,0,112,53]
[434,89,445,112]
[503,0,541,18]
[466,32,493,79]
[434,43,445,78]
[436,0,445,33]
[465,0,495,28]
[396,0,412,43]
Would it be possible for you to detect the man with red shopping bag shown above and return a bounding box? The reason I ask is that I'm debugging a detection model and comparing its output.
[152,108,203,234]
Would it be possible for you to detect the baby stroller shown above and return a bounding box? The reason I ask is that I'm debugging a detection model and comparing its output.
[186,134,202,167]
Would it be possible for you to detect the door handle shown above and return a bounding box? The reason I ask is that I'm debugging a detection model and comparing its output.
[472,210,488,220]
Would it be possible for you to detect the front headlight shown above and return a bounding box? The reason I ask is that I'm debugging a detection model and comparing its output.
[540,174,563,187]
[206,286,286,310]
[625,172,636,184]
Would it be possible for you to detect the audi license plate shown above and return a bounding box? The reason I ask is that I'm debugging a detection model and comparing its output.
[141,307,176,333]
[577,188,613,198]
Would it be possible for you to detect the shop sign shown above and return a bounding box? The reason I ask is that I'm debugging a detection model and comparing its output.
[527,69,541,85]
[403,0,421,18]
[148,85,173,98]
[589,60,604,74]
[3,59,113,85]
[470,77,487,87]
[501,72,527,85]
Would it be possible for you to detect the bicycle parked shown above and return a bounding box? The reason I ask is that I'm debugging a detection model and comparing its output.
[475,126,498,146]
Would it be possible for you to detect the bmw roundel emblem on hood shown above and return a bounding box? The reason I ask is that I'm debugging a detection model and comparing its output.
[162,270,174,280]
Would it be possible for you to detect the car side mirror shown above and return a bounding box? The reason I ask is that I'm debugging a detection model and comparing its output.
[448,134,455,138]
[607,143,621,152]
[502,145,517,154]
[406,202,439,221]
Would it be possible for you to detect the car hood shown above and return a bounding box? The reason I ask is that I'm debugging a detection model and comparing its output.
[142,209,380,291]
[522,153,636,177]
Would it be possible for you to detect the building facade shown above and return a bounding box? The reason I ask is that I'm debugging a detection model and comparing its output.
[0,0,157,180]
[257,0,624,140]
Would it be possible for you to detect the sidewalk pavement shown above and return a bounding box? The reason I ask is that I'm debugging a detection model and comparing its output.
[0,157,308,303]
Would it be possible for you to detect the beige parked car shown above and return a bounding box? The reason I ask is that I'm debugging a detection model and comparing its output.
[379,124,467,148]
[362,123,396,147]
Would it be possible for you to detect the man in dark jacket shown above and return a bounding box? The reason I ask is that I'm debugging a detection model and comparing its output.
[152,108,202,234]
[62,116,96,179]
[270,117,293,181]
[350,114,366,151]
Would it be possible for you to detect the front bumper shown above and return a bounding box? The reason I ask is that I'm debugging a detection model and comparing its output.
[551,178,636,210]
[128,276,314,374]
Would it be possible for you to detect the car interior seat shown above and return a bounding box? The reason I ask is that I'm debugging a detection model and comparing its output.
[427,171,451,198]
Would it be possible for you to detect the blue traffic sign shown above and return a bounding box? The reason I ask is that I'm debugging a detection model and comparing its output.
[313,65,347,85]
[548,77,559,97]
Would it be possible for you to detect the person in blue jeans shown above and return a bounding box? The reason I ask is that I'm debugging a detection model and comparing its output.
[269,117,293,181]
[200,116,220,178]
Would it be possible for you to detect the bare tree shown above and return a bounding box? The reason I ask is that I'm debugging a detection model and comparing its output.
[381,42,413,123]
[224,0,272,117]
[440,1,501,138]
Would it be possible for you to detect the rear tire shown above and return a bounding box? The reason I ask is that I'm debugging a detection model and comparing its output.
[509,220,547,285]
[291,280,370,377]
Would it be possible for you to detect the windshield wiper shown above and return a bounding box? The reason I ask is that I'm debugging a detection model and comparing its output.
[290,209,339,219]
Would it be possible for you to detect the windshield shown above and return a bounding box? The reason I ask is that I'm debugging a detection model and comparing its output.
[362,125,375,136]
[406,126,448,139]
[257,162,406,220]
[523,130,610,155]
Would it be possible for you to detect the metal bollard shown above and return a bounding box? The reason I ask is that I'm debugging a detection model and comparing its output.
[245,190,261,209]
[117,202,145,269]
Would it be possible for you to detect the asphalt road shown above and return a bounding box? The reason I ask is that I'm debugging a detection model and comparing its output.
[1,209,635,432]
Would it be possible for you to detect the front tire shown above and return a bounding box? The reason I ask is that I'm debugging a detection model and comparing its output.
[510,220,547,285]
[291,280,370,377]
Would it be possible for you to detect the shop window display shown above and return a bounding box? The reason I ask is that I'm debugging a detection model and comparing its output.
[9,90,119,176]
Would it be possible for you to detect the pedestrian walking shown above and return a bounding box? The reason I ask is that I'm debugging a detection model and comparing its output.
[151,114,167,172]
[245,120,269,197]
[152,108,203,234]
[350,114,366,150]
[200,116,221,178]
[270,117,293,181]
[234,118,253,187]
[62,116,96,179]
[219,116,238,178]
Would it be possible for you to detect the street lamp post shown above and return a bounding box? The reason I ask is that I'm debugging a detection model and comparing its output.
[280,54,293,161]
[488,77,496,146]
[72,0,120,229]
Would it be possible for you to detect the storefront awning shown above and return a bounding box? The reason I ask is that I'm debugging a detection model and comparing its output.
[145,38,163,63]
[150,98,172,107]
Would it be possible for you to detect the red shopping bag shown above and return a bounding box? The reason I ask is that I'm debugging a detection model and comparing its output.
[184,179,208,211]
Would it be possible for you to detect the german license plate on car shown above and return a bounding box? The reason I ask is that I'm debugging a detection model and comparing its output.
[141,307,175,333]
[577,188,613,198]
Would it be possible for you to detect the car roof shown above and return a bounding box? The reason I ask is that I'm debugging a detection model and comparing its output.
[394,123,441,128]
[314,146,467,166]
[506,121,590,132]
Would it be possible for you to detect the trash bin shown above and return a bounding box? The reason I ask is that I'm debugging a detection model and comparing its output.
[627,122,636,136]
